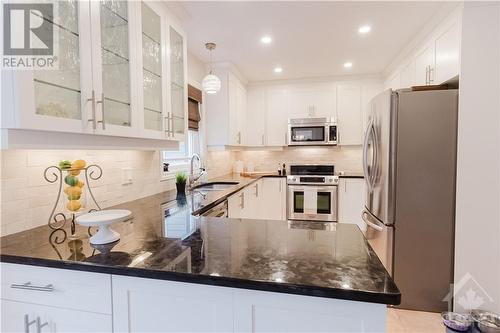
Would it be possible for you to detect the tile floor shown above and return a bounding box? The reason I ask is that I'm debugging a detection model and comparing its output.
[387,308,444,332]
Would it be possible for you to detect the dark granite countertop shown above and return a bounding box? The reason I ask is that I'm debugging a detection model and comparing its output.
[0,174,399,305]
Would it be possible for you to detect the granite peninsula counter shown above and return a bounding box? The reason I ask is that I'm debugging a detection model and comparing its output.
[1,177,400,332]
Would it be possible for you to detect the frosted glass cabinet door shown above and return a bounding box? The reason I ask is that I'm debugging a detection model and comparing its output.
[168,25,187,140]
[90,0,139,137]
[140,2,165,138]
[13,0,93,133]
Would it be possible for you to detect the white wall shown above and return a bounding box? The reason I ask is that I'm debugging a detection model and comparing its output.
[454,1,500,314]
[187,51,206,85]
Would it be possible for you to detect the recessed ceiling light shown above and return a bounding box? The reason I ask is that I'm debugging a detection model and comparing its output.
[274,67,283,73]
[358,25,371,34]
[261,35,272,44]
[343,62,353,69]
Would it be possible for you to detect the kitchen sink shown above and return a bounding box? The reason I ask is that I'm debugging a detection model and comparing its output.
[191,182,239,191]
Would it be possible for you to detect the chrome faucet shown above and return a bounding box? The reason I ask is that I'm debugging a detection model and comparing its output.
[189,154,205,188]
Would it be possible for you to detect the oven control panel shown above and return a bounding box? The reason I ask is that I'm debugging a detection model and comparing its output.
[287,175,339,185]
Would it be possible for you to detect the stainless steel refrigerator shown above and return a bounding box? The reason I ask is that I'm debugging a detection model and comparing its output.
[362,88,458,312]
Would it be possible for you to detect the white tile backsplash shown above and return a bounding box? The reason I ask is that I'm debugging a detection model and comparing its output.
[0,150,174,236]
[235,146,363,173]
[0,147,358,236]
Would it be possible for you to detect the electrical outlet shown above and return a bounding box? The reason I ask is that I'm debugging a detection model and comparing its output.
[122,167,133,185]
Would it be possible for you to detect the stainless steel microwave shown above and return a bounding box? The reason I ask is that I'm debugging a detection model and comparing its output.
[287,117,337,146]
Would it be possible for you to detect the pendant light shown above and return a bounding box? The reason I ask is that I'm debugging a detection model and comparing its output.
[202,42,221,94]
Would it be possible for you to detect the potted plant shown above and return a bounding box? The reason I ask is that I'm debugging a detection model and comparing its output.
[175,172,187,195]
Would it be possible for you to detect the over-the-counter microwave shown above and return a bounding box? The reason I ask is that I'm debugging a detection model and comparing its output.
[287,117,337,146]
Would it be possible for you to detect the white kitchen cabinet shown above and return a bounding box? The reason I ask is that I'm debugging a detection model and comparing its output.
[206,70,246,147]
[336,85,363,145]
[265,88,289,146]
[137,1,167,139]
[1,299,112,333]
[0,263,112,333]
[261,177,287,220]
[228,178,286,220]
[233,289,386,333]
[228,190,245,218]
[415,43,436,86]
[288,88,335,119]
[112,275,234,333]
[435,21,460,84]
[1,0,186,147]
[89,0,140,138]
[167,23,188,141]
[2,1,93,134]
[338,178,366,231]
[244,87,266,146]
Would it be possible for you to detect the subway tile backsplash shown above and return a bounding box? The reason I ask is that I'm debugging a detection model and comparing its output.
[0,147,358,236]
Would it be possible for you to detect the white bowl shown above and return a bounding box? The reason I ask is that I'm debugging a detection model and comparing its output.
[76,209,131,244]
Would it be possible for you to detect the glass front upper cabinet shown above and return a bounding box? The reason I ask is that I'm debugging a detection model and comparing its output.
[141,2,163,134]
[33,1,82,123]
[169,26,186,139]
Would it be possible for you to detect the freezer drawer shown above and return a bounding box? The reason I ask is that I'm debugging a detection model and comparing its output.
[362,209,393,275]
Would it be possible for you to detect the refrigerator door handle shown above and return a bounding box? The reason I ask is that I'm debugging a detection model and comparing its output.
[363,119,374,192]
[370,121,380,190]
[362,210,384,231]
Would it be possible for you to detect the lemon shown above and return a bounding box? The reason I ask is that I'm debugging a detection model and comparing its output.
[67,193,81,200]
[64,175,79,186]
[76,180,85,188]
[66,200,81,211]
[71,159,86,170]
[64,186,82,196]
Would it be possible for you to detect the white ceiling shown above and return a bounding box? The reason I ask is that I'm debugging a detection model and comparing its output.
[172,1,458,82]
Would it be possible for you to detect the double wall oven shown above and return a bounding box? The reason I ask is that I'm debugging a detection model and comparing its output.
[287,165,339,222]
[287,117,337,146]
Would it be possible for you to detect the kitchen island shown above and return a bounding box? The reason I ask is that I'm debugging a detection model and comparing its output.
[0,180,399,332]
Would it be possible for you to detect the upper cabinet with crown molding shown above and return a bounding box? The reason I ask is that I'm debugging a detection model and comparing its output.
[1,0,187,149]
[384,6,462,90]
[205,67,247,148]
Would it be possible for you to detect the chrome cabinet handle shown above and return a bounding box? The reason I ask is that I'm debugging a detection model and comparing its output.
[36,317,49,333]
[164,115,170,138]
[261,134,265,145]
[87,90,96,130]
[169,112,174,137]
[239,193,244,209]
[96,93,105,130]
[254,183,259,197]
[24,314,36,333]
[11,282,54,292]
[428,66,434,84]
[425,66,429,85]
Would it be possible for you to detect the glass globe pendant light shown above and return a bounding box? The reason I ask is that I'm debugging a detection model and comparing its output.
[202,42,221,94]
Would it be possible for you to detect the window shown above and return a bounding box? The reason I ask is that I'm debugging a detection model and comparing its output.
[162,130,201,175]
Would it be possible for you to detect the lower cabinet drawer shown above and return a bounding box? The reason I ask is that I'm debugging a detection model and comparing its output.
[0,263,112,314]
[1,299,112,333]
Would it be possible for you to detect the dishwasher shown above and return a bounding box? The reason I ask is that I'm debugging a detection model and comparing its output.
[200,200,228,218]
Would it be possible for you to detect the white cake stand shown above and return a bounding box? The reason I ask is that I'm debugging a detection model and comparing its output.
[75,209,132,245]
